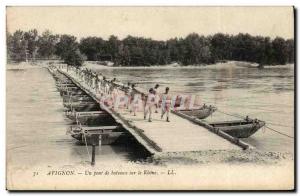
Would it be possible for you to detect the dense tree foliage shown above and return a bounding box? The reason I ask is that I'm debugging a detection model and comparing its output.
[37,30,59,59]
[78,33,294,66]
[55,34,85,67]
[7,29,294,66]
[7,30,27,62]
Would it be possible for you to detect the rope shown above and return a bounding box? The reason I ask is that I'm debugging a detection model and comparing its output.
[208,101,291,114]
[216,110,245,120]
[264,125,294,139]
[218,110,293,127]
[266,122,294,128]
[217,110,294,139]
[218,110,293,128]
[262,125,266,133]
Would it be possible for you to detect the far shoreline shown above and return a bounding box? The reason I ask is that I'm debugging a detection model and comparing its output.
[84,60,294,70]
[6,60,294,70]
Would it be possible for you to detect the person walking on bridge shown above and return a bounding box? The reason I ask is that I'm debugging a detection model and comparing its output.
[144,88,156,122]
[129,84,138,116]
[125,82,131,109]
[161,87,171,122]
[153,84,160,113]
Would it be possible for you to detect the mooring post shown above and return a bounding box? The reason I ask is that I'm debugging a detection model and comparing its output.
[91,144,96,166]
[90,134,99,166]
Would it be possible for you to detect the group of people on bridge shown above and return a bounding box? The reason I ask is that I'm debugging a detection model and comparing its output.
[65,65,172,122]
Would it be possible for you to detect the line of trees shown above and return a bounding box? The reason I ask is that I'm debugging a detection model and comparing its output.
[7,29,294,67]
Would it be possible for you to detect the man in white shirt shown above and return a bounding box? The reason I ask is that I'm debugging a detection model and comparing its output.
[144,88,156,122]
[161,87,171,122]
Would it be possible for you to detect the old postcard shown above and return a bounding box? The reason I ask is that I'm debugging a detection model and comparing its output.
[6,6,295,190]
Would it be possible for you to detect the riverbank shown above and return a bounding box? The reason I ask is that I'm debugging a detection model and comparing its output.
[84,60,294,70]
[7,60,294,70]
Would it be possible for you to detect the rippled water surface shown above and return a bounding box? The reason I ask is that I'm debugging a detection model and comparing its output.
[6,67,143,169]
[90,63,294,153]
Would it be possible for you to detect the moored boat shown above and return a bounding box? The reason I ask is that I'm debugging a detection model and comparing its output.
[65,110,108,122]
[63,101,97,109]
[209,118,265,138]
[57,86,79,92]
[62,95,93,103]
[64,103,100,112]
[60,90,87,97]
[175,104,217,119]
[67,125,123,145]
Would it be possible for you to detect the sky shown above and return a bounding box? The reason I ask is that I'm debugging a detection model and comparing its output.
[6,6,294,40]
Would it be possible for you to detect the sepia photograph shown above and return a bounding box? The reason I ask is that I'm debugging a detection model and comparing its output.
[5,6,295,190]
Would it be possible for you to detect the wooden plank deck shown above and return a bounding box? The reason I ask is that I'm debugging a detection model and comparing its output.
[58,68,245,154]
[117,109,240,152]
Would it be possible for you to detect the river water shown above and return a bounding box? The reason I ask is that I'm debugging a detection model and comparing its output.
[6,62,294,170]
[6,67,145,169]
[88,62,294,153]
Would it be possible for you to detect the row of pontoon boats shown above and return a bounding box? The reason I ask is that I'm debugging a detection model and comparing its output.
[49,67,124,145]
[48,65,266,147]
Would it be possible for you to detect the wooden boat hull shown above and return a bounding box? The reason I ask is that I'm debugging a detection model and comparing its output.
[65,112,111,124]
[65,104,100,112]
[209,119,265,138]
[57,87,80,93]
[177,106,217,119]
[71,132,123,145]
[62,95,93,103]
[60,90,86,97]
[63,101,96,108]
[64,104,101,113]
[68,125,123,145]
